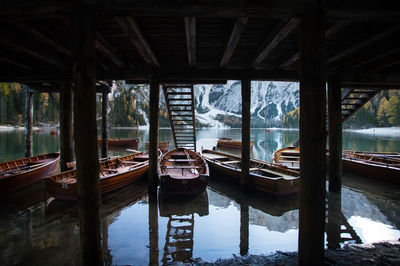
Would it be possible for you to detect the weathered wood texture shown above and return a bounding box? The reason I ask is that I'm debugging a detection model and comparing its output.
[148,73,160,194]
[328,80,342,193]
[24,90,33,157]
[184,17,197,68]
[220,17,247,68]
[101,92,108,158]
[240,202,249,256]
[59,81,74,171]
[298,3,326,266]
[71,4,103,265]
[240,79,251,189]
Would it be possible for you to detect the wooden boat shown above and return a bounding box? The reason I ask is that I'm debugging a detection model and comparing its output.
[146,141,170,153]
[0,152,60,194]
[97,138,139,149]
[202,149,300,196]
[265,129,271,132]
[44,150,161,201]
[342,151,400,185]
[158,148,209,196]
[50,130,57,135]
[217,137,254,150]
[273,146,300,170]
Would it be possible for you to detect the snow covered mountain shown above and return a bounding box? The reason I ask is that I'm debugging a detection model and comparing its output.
[112,80,299,128]
[194,81,299,128]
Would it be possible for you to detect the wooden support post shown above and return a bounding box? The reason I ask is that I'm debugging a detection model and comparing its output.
[240,202,249,256]
[298,3,326,265]
[149,193,159,265]
[327,192,341,249]
[24,89,33,157]
[241,79,251,190]
[59,81,74,171]
[328,80,342,194]
[101,91,108,158]
[72,3,103,265]
[148,72,160,195]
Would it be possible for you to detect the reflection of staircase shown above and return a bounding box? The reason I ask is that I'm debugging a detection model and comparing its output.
[162,214,195,264]
[339,212,362,244]
[163,84,196,151]
[341,88,378,122]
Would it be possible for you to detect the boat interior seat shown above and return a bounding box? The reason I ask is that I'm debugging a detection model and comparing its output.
[167,159,197,162]
[223,160,241,164]
[164,166,203,169]
[119,160,140,164]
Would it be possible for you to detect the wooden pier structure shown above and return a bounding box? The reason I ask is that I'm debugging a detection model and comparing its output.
[1,1,400,265]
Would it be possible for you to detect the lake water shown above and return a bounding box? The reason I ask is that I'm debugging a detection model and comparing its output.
[1,128,400,265]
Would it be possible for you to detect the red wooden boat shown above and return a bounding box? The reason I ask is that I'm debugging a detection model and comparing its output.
[50,130,57,135]
[146,141,170,153]
[342,151,400,185]
[202,149,300,196]
[217,137,254,150]
[44,150,161,201]
[0,152,60,194]
[272,146,300,170]
[98,138,139,149]
[158,148,209,196]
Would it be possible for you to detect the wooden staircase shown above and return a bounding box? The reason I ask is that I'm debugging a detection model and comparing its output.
[163,84,196,151]
[341,88,378,122]
[162,214,195,264]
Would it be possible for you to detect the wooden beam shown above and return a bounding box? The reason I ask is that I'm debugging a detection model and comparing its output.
[24,90,33,157]
[117,17,160,68]
[280,20,350,69]
[353,48,400,69]
[148,193,159,265]
[96,31,125,67]
[241,79,251,190]
[184,17,196,68]
[0,36,66,69]
[71,3,103,265]
[220,17,248,68]
[327,26,400,65]
[372,58,400,72]
[250,19,299,68]
[0,56,32,70]
[240,202,249,256]
[12,22,70,56]
[148,71,160,195]
[59,81,74,171]
[328,80,342,194]
[298,3,326,265]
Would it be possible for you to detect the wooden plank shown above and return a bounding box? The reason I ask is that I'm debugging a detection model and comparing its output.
[96,30,125,67]
[184,17,196,68]
[220,17,248,68]
[250,19,299,67]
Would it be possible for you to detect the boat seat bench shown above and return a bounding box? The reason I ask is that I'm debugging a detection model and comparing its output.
[223,160,241,164]
[164,166,203,169]
[167,159,197,162]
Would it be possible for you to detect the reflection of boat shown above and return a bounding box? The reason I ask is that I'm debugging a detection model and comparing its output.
[342,151,400,184]
[50,130,57,135]
[0,152,60,194]
[159,190,209,264]
[97,138,139,149]
[272,146,300,170]
[45,151,161,200]
[145,141,170,153]
[202,149,300,196]
[217,137,254,150]
[265,129,271,132]
[158,148,209,196]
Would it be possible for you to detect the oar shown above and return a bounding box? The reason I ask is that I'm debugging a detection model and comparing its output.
[0,162,46,176]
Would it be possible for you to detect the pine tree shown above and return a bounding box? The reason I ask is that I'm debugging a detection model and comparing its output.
[388,96,400,126]
[376,97,389,126]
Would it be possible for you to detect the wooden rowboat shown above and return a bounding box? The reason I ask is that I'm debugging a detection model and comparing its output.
[217,137,254,150]
[272,146,300,170]
[158,148,209,196]
[44,150,161,201]
[202,149,300,196]
[342,151,400,185]
[146,141,170,153]
[97,138,139,149]
[0,152,60,194]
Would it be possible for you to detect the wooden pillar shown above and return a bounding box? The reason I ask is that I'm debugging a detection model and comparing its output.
[24,89,33,157]
[241,79,251,189]
[328,80,342,194]
[101,92,108,158]
[71,3,103,265]
[149,193,159,265]
[240,202,249,256]
[298,2,326,265]
[60,81,74,171]
[148,72,160,195]
[326,192,341,249]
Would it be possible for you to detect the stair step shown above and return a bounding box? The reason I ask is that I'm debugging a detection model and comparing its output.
[167,92,192,95]
[169,104,192,107]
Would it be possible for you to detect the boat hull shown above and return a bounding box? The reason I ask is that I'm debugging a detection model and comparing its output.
[98,138,139,148]
[0,153,60,194]
[217,138,254,150]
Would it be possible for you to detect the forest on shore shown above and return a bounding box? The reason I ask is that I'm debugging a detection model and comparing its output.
[1,82,399,129]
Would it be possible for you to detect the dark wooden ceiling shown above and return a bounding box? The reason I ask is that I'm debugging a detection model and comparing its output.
[1,1,400,86]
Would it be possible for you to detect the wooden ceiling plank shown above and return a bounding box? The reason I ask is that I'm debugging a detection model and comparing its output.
[0,56,32,70]
[250,18,299,68]
[220,17,248,68]
[184,17,196,68]
[96,30,125,67]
